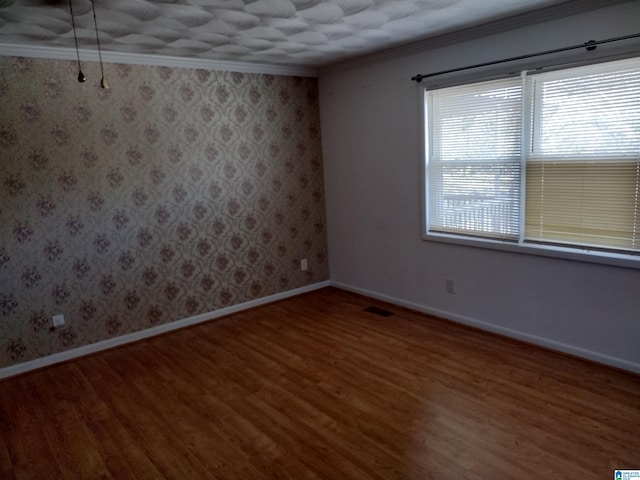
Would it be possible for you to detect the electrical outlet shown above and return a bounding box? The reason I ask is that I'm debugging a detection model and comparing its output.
[300,258,308,271]
[51,314,65,328]
[446,278,457,294]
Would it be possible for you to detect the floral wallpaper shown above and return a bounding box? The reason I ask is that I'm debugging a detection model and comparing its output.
[0,56,328,368]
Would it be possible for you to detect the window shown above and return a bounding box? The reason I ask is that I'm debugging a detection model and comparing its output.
[425,57,640,263]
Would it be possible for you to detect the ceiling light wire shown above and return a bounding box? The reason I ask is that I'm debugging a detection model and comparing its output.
[67,0,85,82]
[90,0,108,89]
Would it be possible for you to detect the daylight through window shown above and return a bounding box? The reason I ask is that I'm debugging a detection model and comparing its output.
[425,57,640,257]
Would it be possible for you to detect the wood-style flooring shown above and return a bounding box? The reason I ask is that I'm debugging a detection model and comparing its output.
[1,287,639,479]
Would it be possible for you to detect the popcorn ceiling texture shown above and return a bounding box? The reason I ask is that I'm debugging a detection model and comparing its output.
[0,0,562,67]
[0,56,328,368]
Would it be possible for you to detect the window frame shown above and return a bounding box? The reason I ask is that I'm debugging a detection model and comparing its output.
[420,59,640,270]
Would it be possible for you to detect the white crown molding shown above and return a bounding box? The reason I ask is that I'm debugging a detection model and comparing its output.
[319,0,635,75]
[0,44,317,78]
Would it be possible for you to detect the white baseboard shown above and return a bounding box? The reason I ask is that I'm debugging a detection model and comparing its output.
[331,281,640,375]
[0,281,330,380]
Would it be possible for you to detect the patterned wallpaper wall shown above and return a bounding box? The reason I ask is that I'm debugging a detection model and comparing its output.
[0,56,328,368]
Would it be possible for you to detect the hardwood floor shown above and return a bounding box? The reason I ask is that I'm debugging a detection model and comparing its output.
[1,287,638,479]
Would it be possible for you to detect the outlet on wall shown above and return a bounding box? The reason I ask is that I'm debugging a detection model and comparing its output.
[51,314,65,328]
[446,278,457,295]
[300,258,308,271]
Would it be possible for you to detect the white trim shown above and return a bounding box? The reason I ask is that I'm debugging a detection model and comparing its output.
[419,60,640,271]
[0,44,317,78]
[419,87,429,238]
[0,281,330,380]
[331,281,640,375]
[320,0,632,75]
[422,231,640,270]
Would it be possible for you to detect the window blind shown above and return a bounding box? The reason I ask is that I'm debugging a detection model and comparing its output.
[427,78,522,240]
[524,59,640,252]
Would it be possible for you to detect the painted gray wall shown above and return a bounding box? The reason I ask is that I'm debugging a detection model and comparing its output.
[319,1,640,372]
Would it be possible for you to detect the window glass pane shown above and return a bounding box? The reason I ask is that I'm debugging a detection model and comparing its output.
[525,58,640,252]
[437,83,522,161]
[425,57,640,256]
[525,160,640,251]
[532,61,640,157]
[430,161,521,239]
[428,78,522,239]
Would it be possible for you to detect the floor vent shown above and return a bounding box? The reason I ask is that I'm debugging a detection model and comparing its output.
[363,306,394,317]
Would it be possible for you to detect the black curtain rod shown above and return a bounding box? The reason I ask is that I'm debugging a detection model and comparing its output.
[411,33,640,82]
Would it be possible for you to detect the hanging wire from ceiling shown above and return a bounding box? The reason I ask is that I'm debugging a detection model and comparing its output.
[67,0,109,88]
[67,0,85,83]
[89,0,108,89]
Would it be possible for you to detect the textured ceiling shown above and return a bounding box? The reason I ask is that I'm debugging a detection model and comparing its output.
[0,0,570,68]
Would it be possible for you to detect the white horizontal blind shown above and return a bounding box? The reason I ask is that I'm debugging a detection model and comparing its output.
[525,58,640,252]
[427,78,522,240]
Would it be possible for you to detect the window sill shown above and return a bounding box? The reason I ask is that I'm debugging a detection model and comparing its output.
[422,231,640,270]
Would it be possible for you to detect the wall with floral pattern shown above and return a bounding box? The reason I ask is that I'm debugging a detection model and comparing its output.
[0,56,328,368]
